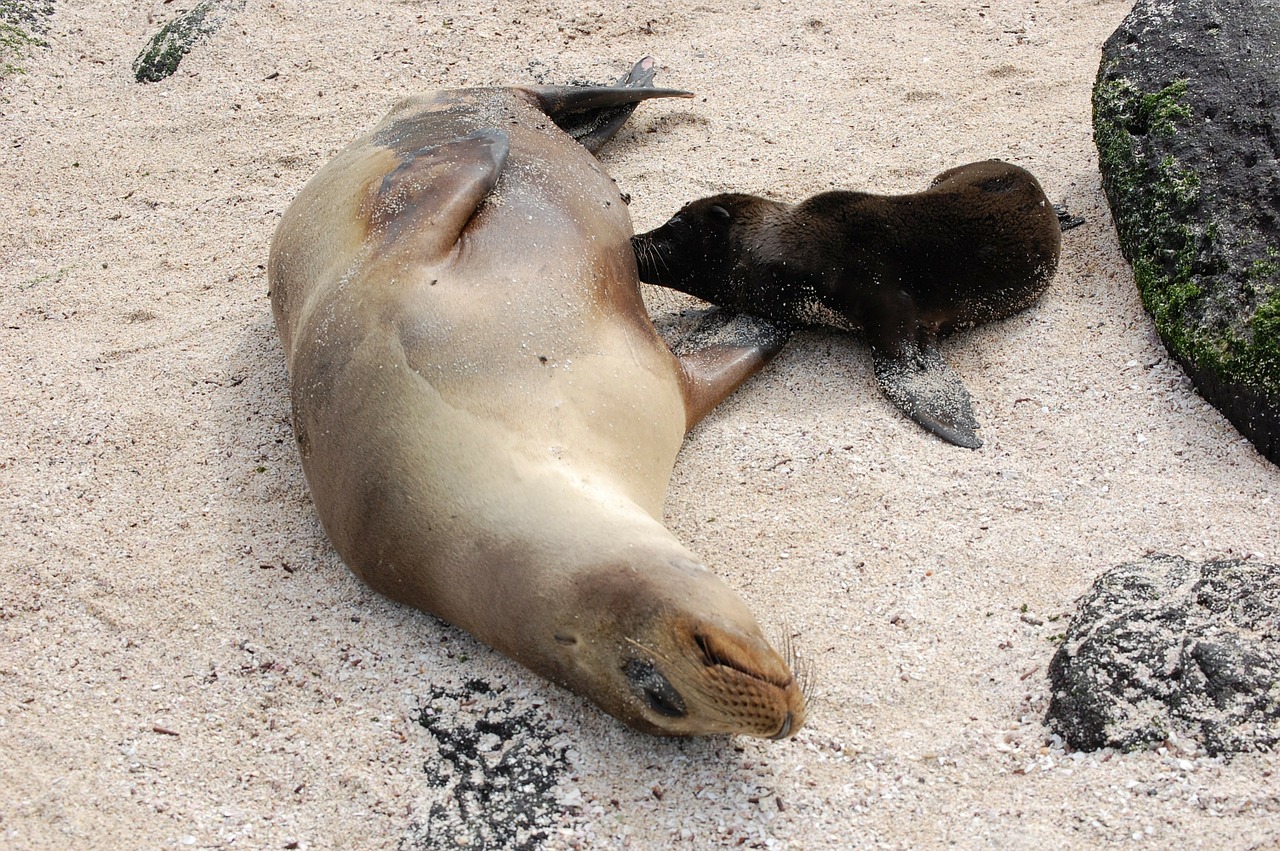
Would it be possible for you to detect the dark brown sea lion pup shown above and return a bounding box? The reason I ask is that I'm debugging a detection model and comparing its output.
[268,59,806,738]
[632,160,1064,449]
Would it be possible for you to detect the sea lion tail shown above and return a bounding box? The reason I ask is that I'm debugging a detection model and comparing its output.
[525,57,693,153]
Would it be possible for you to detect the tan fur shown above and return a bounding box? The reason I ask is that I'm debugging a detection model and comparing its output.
[268,85,804,737]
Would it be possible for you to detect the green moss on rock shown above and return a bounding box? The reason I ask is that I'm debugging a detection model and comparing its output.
[0,0,51,78]
[0,20,41,76]
[1094,67,1280,396]
[133,0,242,83]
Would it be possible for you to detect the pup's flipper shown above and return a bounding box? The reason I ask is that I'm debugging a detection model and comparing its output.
[872,342,982,449]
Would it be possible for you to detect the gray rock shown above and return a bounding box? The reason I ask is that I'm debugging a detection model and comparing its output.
[407,679,572,850]
[133,0,243,83]
[1094,0,1280,464]
[1046,554,1280,756]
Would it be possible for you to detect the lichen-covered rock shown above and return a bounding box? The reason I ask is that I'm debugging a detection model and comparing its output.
[1046,554,1280,756]
[132,0,243,83]
[407,679,572,850]
[0,0,52,77]
[1094,0,1280,464]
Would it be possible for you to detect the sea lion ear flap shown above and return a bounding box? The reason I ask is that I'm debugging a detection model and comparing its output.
[367,128,511,259]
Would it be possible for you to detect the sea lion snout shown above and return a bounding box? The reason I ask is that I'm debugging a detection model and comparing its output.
[676,617,807,739]
[633,194,785,307]
[632,197,738,288]
[560,562,806,738]
[623,614,806,739]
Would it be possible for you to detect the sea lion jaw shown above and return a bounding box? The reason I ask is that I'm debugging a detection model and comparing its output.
[557,555,807,739]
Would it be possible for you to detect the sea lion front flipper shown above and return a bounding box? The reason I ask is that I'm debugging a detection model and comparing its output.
[872,342,983,449]
[657,308,792,431]
[369,129,510,259]
[660,308,788,432]
[526,57,693,154]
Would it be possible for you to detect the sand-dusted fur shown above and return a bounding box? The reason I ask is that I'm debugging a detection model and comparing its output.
[268,60,805,738]
[634,160,1063,448]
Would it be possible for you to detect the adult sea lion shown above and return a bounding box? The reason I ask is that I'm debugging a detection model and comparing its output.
[632,159,1064,449]
[268,59,805,738]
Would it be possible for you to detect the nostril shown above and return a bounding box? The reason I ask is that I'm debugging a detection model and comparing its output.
[692,629,794,690]
[624,659,687,718]
[771,712,794,740]
[645,686,685,718]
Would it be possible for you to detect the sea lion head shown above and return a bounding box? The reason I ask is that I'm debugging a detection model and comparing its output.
[632,194,787,310]
[549,551,807,739]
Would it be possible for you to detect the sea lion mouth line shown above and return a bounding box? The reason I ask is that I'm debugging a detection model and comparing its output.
[694,632,794,691]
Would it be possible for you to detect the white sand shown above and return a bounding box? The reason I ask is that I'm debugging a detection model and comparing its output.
[4,0,1278,848]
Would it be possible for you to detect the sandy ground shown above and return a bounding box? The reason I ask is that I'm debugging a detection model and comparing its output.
[4,0,1279,848]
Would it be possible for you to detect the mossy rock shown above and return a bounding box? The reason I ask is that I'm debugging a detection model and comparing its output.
[133,0,243,83]
[0,0,53,78]
[1095,0,1280,463]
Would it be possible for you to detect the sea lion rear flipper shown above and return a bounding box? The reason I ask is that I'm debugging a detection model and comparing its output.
[526,57,693,153]
[872,343,983,449]
[658,308,792,431]
[369,129,510,259]
[1053,203,1086,231]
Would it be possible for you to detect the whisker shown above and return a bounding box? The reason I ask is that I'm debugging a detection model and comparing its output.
[624,635,674,666]
[655,241,672,275]
[775,623,815,703]
[634,236,673,279]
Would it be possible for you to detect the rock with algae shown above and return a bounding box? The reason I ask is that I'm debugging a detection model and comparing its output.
[1094,0,1280,463]
[132,0,243,83]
